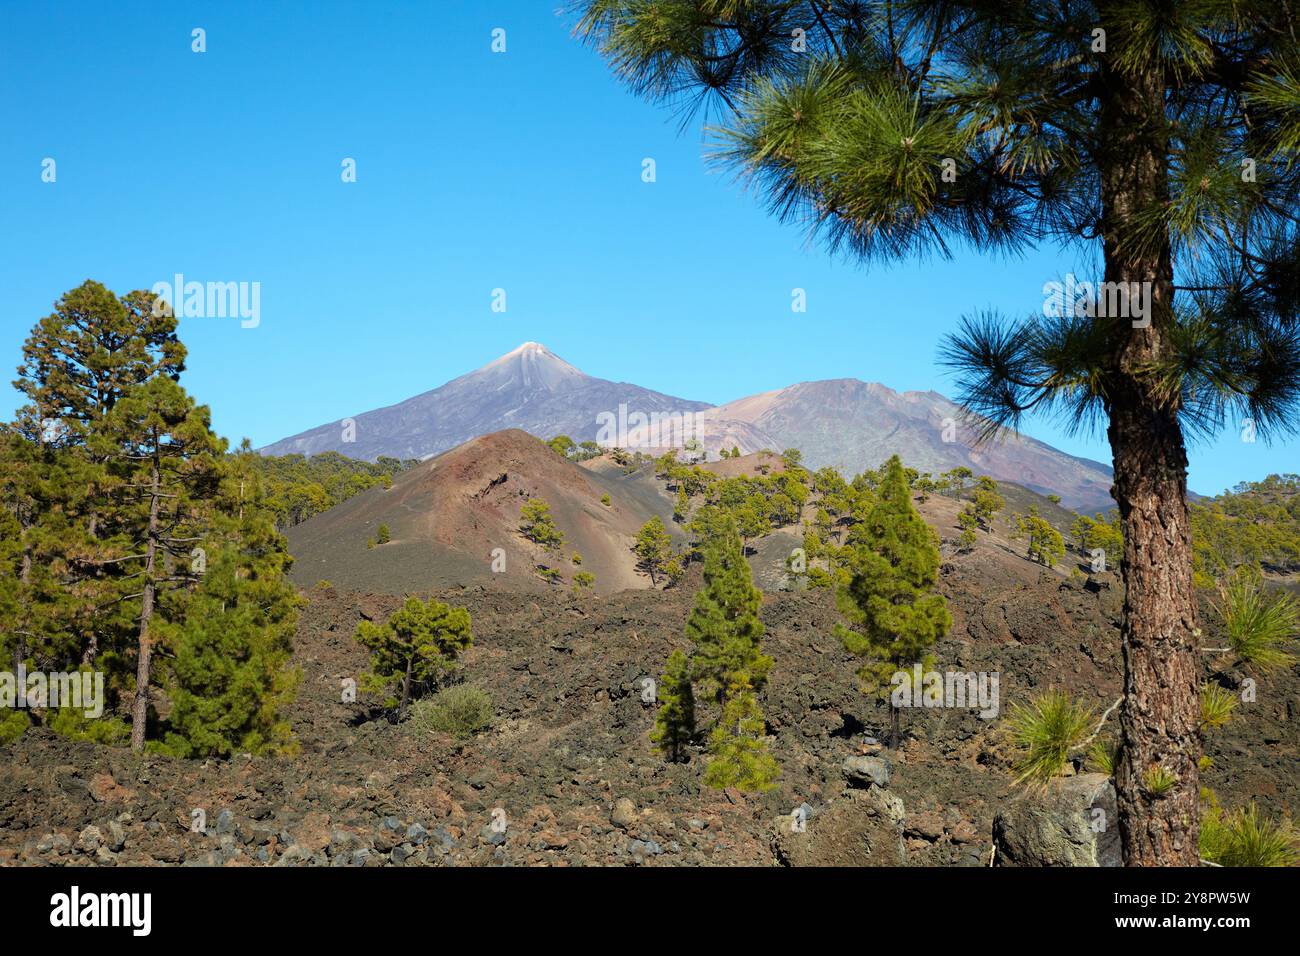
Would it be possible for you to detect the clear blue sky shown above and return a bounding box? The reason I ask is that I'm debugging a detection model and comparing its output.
[1,1,1291,495]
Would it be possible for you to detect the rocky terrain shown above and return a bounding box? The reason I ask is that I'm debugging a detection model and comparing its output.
[3,525,1295,867]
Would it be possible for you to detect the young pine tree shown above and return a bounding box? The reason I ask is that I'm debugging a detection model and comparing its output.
[160,450,302,757]
[519,498,564,551]
[703,684,780,792]
[649,648,695,763]
[633,515,674,585]
[578,0,1300,864]
[686,509,772,708]
[835,456,951,749]
[678,508,779,787]
[355,596,473,717]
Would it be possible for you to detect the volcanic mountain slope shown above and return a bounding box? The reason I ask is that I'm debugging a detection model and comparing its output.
[288,432,1083,600]
[261,342,711,462]
[286,429,684,595]
[263,342,1115,510]
[695,381,1114,512]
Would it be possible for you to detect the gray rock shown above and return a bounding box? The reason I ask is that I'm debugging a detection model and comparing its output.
[610,798,638,829]
[104,820,127,852]
[76,825,103,854]
[629,839,663,857]
[992,773,1120,867]
[843,755,891,788]
[405,822,428,845]
[328,829,363,857]
[390,843,415,865]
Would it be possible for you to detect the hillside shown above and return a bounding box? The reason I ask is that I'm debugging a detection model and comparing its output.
[6,528,1295,868]
[697,381,1114,511]
[286,429,682,595]
[287,432,1079,599]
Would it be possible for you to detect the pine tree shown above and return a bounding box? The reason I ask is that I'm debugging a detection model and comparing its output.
[633,515,674,585]
[355,596,473,717]
[686,509,773,708]
[160,448,302,757]
[90,376,224,751]
[14,281,183,443]
[1018,511,1066,567]
[649,648,695,762]
[0,427,92,673]
[577,2,1300,862]
[835,456,951,749]
[703,684,779,792]
[519,498,564,550]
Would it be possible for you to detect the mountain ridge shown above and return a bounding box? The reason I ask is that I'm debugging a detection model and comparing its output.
[261,342,1115,510]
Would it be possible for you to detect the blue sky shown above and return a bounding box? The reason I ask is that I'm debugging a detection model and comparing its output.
[1,1,1292,495]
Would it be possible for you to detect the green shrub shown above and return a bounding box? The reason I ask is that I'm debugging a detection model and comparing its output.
[0,710,30,745]
[1087,737,1119,776]
[1212,567,1298,674]
[377,523,391,544]
[1199,682,1238,730]
[1201,798,1300,867]
[406,684,495,739]
[1143,765,1178,797]
[1007,690,1094,786]
[47,707,130,746]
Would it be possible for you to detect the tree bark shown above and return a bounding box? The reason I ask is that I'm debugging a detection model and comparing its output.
[130,452,161,753]
[398,654,414,718]
[1100,61,1201,866]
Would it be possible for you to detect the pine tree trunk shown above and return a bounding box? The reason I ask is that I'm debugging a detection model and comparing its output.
[130,456,162,753]
[1100,62,1201,866]
[399,655,414,718]
[15,540,32,672]
[889,702,900,750]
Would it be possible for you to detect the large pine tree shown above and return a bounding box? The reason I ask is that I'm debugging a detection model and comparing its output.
[4,281,301,755]
[835,455,951,748]
[90,376,224,751]
[576,0,1300,864]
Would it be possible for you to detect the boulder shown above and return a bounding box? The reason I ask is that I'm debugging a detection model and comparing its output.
[842,754,891,788]
[610,798,637,829]
[773,787,907,867]
[992,773,1120,866]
